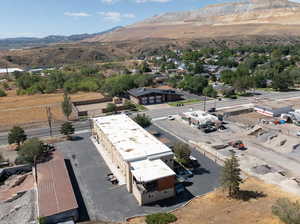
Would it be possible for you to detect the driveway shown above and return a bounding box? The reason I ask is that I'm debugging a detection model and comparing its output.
[56,132,220,222]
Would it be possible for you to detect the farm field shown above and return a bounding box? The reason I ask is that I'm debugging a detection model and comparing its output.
[128,177,299,224]
[0,90,103,129]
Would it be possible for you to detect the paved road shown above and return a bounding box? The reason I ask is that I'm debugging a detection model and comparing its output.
[0,121,92,145]
[0,90,299,146]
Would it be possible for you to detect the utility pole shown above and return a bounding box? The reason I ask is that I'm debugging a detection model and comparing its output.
[203,95,207,112]
[46,106,53,137]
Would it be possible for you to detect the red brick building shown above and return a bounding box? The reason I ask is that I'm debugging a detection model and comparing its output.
[128,87,182,105]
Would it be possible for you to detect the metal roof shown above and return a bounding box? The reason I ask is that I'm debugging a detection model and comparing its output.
[37,151,78,218]
[0,68,23,73]
[128,87,181,97]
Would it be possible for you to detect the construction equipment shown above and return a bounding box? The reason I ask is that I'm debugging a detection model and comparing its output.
[228,140,245,150]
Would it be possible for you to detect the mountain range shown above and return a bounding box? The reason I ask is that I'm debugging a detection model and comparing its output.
[0,26,122,50]
[2,0,300,67]
[86,0,300,42]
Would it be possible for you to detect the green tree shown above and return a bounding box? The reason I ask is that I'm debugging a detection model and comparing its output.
[60,122,75,140]
[102,75,136,97]
[221,70,236,85]
[106,103,117,113]
[174,142,191,165]
[8,126,27,147]
[203,85,218,98]
[193,62,204,74]
[134,74,153,87]
[0,88,6,97]
[272,198,300,224]
[220,151,243,198]
[139,61,152,73]
[61,92,73,120]
[2,82,9,90]
[272,72,293,91]
[178,75,208,94]
[16,138,44,164]
[253,72,267,88]
[133,114,151,128]
[124,100,137,111]
[233,77,252,94]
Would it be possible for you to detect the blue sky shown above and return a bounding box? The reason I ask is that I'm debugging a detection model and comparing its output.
[1,0,300,39]
[0,0,235,38]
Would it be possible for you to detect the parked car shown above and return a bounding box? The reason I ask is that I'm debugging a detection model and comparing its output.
[189,155,200,167]
[208,107,216,113]
[228,140,245,150]
[203,126,217,133]
[297,131,300,137]
[176,175,192,184]
[177,167,193,178]
[122,111,132,116]
[43,143,55,152]
[175,183,185,194]
[168,115,175,120]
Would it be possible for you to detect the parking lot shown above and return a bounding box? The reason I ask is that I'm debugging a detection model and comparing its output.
[56,131,221,222]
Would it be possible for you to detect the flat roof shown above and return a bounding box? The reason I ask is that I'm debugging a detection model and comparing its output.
[0,68,23,73]
[37,151,78,218]
[131,159,175,183]
[254,101,293,110]
[182,110,218,123]
[94,114,173,162]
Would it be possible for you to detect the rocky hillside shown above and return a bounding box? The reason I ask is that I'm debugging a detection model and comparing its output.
[86,0,300,42]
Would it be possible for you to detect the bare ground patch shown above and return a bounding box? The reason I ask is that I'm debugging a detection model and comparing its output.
[128,177,300,224]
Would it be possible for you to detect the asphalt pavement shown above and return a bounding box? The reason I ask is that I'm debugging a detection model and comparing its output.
[57,130,220,222]
[0,90,299,146]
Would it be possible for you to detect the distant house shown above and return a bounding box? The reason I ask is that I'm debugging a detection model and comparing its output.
[212,83,234,95]
[128,87,182,105]
[254,104,294,117]
[0,68,23,75]
[28,68,44,73]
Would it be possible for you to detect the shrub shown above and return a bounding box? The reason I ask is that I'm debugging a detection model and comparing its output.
[106,103,117,113]
[146,213,177,224]
[60,122,75,140]
[272,198,300,224]
[16,138,44,164]
[174,142,191,165]
[133,114,151,128]
[0,88,7,97]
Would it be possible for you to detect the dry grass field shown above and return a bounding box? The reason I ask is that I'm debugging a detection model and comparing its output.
[128,177,299,224]
[0,90,103,129]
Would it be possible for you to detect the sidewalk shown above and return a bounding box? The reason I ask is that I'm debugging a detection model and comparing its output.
[90,137,126,185]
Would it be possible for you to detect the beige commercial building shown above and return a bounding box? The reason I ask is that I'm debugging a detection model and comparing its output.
[92,114,175,205]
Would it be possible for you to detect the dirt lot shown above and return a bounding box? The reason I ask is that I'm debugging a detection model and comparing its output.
[0,173,34,202]
[0,90,103,129]
[227,112,267,126]
[128,177,299,224]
